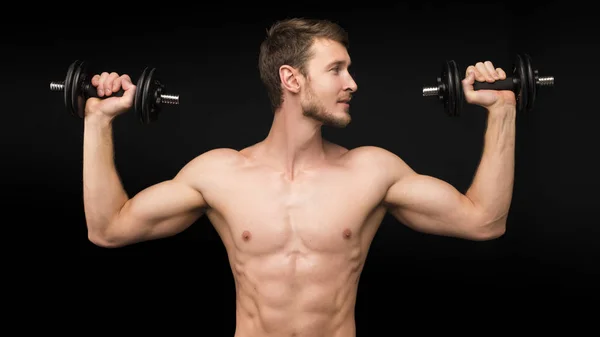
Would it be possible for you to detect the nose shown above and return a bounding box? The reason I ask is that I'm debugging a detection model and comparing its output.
[345,74,358,93]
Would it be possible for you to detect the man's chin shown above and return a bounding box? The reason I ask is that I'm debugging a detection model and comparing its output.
[304,109,351,128]
[325,114,351,128]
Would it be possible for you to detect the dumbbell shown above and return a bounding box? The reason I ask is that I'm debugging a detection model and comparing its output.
[422,53,554,116]
[50,60,179,124]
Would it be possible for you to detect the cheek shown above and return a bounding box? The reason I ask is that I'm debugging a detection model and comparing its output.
[314,80,341,98]
[306,77,340,102]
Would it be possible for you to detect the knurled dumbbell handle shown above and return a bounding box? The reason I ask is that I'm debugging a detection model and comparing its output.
[473,78,516,91]
[82,81,125,98]
[50,80,125,98]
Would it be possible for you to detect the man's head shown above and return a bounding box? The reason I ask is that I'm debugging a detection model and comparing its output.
[258,18,358,128]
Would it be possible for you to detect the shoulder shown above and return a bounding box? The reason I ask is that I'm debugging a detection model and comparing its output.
[177,148,247,177]
[324,141,401,163]
[344,145,409,167]
[341,145,415,181]
[188,147,245,165]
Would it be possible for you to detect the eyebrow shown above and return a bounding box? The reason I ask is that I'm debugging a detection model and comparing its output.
[326,60,351,68]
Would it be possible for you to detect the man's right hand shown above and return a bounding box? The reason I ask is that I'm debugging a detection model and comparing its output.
[85,72,137,120]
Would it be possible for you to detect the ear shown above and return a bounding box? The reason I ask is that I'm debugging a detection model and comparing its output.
[279,65,301,94]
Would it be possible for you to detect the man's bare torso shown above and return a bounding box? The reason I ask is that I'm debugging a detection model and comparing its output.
[190,141,395,337]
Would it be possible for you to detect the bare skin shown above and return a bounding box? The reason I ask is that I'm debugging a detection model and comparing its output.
[82,38,515,337]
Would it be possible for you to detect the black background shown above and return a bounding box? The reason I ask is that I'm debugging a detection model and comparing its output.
[4,1,598,334]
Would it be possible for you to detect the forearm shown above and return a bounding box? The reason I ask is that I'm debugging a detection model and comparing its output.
[466,105,516,224]
[83,116,129,235]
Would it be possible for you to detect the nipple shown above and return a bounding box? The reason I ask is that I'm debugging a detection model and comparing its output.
[242,230,252,241]
[343,228,352,239]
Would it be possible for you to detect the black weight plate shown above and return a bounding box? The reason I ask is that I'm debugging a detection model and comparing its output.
[513,54,527,114]
[522,53,536,112]
[145,68,161,124]
[441,61,452,116]
[441,61,451,116]
[443,60,462,117]
[64,60,79,118]
[137,67,161,125]
[452,60,463,117]
[74,61,89,118]
[70,60,88,118]
[134,67,149,123]
[141,68,154,124]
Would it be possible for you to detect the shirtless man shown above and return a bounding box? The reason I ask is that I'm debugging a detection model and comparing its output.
[83,18,515,337]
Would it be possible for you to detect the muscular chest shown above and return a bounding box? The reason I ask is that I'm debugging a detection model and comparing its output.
[206,168,384,255]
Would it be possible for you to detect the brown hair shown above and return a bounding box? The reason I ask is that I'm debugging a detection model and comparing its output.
[258,18,349,112]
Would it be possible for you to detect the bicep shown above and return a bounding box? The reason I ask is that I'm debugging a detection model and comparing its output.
[384,173,486,240]
[107,178,207,246]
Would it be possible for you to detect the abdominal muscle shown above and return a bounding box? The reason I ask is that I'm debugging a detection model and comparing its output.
[232,245,362,337]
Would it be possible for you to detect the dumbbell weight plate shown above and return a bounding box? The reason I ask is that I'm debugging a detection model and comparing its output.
[513,54,528,114]
[63,60,77,117]
[134,66,148,124]
[522,54,536,112]
[442,60,463,117]
[135,67,162,125]
[65,60,88,118]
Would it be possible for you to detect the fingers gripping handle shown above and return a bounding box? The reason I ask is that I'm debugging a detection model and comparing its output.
[83,81,125,99]
[472,78,516,91]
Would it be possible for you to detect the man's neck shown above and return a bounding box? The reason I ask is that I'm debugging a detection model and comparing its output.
[261,106,326,180]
